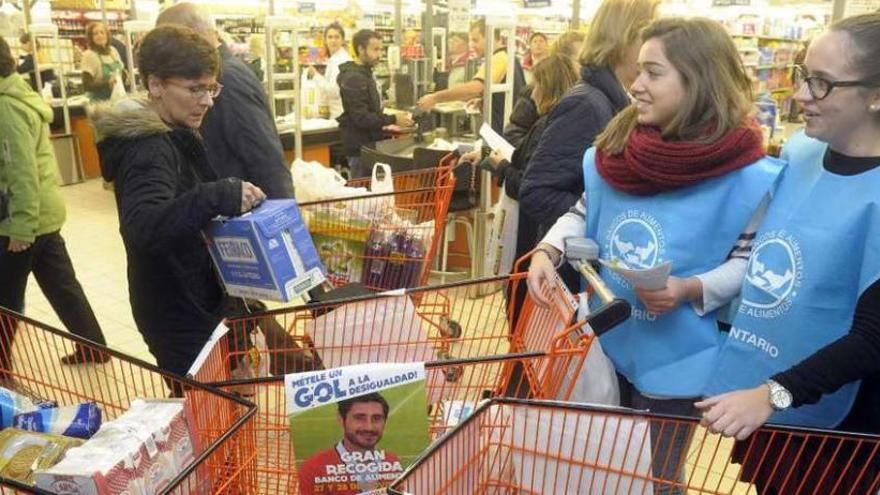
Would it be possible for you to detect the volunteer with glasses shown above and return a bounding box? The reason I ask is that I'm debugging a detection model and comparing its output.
[90,25,266,378]
[700,13,880,494]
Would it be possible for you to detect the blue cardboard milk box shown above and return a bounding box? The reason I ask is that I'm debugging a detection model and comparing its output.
[205,199,326,302]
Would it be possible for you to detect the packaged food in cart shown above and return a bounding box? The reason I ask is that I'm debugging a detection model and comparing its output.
[0,386,43,428]
[0,428,83,485]
[205,199,326,302]
[34,398,197,495]
[13,401,102,439]
[0,307,258,494]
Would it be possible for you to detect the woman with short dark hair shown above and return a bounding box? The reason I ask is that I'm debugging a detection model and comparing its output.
[91,25,266,376]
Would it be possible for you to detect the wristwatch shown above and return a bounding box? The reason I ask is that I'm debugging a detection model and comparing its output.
[766,379,793,411]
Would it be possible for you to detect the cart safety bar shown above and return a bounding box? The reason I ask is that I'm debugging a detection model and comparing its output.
[206,351,548,389]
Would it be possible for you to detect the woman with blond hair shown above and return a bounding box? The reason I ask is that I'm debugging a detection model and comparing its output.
[520,0,659,290]
[549,30,585,62]
[527,18,784,493]
[466,54,580,261]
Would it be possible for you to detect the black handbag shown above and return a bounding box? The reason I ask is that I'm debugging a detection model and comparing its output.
[450,155,481,212]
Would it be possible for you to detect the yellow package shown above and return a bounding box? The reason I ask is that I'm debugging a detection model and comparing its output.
[0,428,84,484]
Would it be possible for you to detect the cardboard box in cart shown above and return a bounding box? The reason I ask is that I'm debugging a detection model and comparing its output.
[204,199,326,302]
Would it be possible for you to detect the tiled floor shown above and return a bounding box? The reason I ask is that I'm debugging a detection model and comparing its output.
[23,179,153,363]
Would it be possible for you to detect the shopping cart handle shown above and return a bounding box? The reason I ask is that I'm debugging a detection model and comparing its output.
[584,298,632,337]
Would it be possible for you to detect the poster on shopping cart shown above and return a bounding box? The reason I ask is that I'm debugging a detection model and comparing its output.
[286,362,430,495]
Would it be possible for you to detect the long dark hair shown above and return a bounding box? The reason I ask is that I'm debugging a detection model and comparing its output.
[85,22,111,55]
[0,36,14,77]
[830,13,880,86]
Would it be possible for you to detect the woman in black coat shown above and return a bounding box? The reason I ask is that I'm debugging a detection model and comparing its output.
[92,26,265,376]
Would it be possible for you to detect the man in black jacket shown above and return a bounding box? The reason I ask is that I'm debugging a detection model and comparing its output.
[157,3,294,199]
[337,29,412,179]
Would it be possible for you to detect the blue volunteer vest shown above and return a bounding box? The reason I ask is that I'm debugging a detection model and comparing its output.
[704,132,880,428]
[584,147,783,397]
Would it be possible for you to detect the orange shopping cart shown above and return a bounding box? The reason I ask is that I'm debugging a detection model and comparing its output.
[300,154,456,291]
[388,397,880,495]
[0,308,258,494]
[190,268,630,494]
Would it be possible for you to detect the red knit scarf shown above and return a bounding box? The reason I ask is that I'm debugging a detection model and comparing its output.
[595,124,765,196]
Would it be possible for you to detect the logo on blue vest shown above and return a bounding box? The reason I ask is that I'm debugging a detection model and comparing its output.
[740,230,803,318]
[604,210,666,288]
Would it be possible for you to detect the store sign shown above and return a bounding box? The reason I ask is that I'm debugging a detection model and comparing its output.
[298,2,316,13]
[524,0,552,6]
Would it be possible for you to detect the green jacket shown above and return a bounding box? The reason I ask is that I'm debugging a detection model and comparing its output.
[0,72,66,242]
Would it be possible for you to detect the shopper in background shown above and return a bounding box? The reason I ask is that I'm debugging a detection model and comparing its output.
[91,25,265,377]
[0,36,109,367]
[337,29,413,179]
[81,21,125,102]
[549,30,585,63]
[246,33,266,82]
[462,54,580,265]
[519,0,658,290]
[447,31,469,88]
[156,2,294,200]
[417,19,526,134]
[16,32,55,92]
[522,32,549,84]
[699,13,880,493]
[109,34,129,72]
[308,23,352,121]
[527,18,783,494]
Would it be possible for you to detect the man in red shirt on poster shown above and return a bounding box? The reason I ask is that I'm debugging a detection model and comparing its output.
[298,393,404,495]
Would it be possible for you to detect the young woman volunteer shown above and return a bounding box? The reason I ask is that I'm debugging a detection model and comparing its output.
[526,18,784,493]
[699,13,880,493]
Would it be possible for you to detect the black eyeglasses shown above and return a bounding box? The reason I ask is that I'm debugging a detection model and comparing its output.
[167,81,224,99]
[793,65,879,100]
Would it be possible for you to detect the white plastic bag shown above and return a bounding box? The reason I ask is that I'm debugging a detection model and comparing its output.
[110,71,126,101]
[508,403,653,494]
[483,188,519,276]
[565,295,620,406]
[371,162,393,195]
[291,159,352,203]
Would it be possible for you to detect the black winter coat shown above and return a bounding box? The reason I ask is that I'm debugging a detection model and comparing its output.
[94,99,242,375]
[337,61,395,156]
[502,87,538,149]
[201,44,293,200]
[519,65,631,239]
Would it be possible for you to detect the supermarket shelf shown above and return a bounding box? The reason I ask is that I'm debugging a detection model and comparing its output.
[732,34,805,43]
[746,63,795,70]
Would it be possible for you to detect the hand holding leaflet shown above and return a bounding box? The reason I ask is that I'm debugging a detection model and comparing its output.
[478,123,515,162]
[599,259,673,291]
